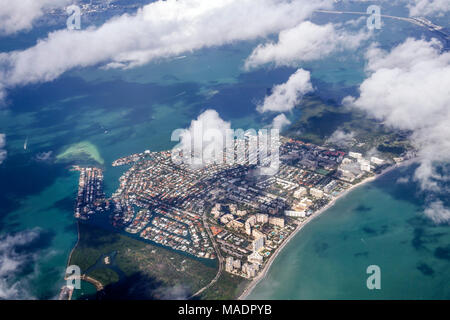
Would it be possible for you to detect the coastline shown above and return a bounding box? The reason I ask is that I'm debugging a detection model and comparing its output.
[63,220,105,298]
[238,161,409,300]
[66,220,80,269]
[58,220,80,300]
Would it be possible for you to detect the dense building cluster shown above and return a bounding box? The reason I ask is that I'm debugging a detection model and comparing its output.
[73,166,107,220]
[73,136,387,278]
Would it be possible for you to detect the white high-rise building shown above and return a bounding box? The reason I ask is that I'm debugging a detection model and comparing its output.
[285,210,306,218]
[370,157,384,165]
[225,256,234,273]
[252,237,265,252]
[293,187,307,199]
[256,213,269,224]
[248,251,264,265]
[310,188,324,199]
[360,159,371,172]
[349,152,363,160]
[269,217,285,228]
[245,221,252,235]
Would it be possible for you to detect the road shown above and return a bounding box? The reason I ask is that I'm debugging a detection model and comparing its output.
[315,9,450,47]
[189,211,224,299]
[315,9,448,30]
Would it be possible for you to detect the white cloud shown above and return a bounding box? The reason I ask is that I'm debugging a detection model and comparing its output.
[173,109,231,168]
[344,16,367,28]
[424,200,450,224]
[271,113,291,131]
[154,284,191,300]
[0,0,333,101]
[326,129,355,147]
[0,133,6,165]
[407,0,450,17]
[0,133,5,148]
[396,176,411,184]
[0,229,41,299]
[344,38,450,222]
[34,151,53,162]
[257,68,313,113]
[0,0,70,36]
[244,21,370,70]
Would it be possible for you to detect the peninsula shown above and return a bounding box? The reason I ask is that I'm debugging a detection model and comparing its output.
[64,133,410,299]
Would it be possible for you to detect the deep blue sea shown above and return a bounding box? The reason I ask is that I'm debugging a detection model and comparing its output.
[0,1,448,299]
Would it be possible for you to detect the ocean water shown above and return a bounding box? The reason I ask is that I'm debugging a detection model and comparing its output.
[0,2,448,299]
[247,166,450,300]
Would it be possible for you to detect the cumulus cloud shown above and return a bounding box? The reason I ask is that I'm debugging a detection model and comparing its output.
[271,113,291,131]
[424,200,450,224]
[154,284,191,300]
[343,16,367,28]
[0,133,5,147]
[257,68,313,113]
[0,0,333,101]
[0,229,42,299]
[407,0,450,17]
[343,38,450,222]
[396,176,411,184]
[244,21,370,70]
[326,129,355,148]
[34,151,54,162]
[172,109,232,168]
[0,0,70,35]
[0,133,6,165]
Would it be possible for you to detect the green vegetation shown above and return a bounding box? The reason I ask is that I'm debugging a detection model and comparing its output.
[286,96,413,159]
[87,268,120,287]
[201,272,249,300]
[70,222,226,298]
[288,98,354,144]
[377,143,407,155]
[70,223,123,272]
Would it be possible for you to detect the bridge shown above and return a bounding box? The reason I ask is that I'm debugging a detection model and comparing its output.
[315,10,450,47]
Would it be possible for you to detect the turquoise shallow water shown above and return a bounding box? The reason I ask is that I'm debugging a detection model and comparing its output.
[248,166,450,299]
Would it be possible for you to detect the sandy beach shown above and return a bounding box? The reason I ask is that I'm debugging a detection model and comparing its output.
[238,161,409,300]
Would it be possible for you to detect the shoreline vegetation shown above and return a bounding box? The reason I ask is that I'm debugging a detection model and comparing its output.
[64,221,104,295]
[67,221,80,270]
[66,221,227,300]
[238,159,412,300]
